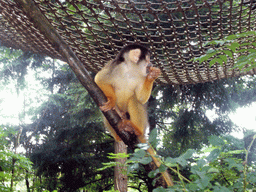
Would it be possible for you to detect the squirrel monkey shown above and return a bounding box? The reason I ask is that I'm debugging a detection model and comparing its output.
[95,44,173,187]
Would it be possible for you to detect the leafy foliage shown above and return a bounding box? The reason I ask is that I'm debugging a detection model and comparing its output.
[0,126,33,191]
[194,31,256,71]
[128,134,256,192]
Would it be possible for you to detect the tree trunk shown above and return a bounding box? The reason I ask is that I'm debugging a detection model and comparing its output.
[11,157,15,191]
[25,169,30,192]
[114,141,128,192]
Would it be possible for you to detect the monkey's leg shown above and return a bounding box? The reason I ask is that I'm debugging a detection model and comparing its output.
[111,96,146,140]
[104,111,140,141]
[127,96,148,136]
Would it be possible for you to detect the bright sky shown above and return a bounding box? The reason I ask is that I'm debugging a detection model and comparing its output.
[205,102,256,139]
[229,103,256,139]
[0,69,49,126]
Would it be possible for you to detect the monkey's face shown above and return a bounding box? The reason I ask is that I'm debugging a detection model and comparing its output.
[138,54,151,76]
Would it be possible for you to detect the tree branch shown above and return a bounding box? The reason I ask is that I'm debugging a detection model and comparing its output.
[14,0,138,148]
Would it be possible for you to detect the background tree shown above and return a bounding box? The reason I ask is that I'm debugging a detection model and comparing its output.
[0,126,33,192]
[1,44,256,191]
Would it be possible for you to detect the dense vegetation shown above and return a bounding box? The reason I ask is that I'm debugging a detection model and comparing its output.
[0,34,256,191]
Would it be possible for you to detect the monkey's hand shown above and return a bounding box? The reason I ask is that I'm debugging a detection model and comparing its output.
[100,98,116,112]
[147,67,161,81]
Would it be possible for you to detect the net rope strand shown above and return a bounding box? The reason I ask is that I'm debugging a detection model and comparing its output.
[0,0,255,84]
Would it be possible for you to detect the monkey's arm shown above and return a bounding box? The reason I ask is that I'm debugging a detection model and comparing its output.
[136,67,161,104]
[95,73,116,111]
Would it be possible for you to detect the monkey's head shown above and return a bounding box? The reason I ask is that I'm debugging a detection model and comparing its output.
[113,44,151,65]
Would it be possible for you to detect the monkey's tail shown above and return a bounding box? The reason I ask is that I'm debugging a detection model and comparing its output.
[139,137,174,187]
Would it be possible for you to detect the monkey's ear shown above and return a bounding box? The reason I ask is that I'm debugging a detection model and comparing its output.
[129,49,141,63]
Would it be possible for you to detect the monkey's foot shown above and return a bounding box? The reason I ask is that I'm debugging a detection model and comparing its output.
[114,108,128,120]
[118,120,142,136]
[120,111,130,120]
[147,67,161,80]
[100,99,115,112]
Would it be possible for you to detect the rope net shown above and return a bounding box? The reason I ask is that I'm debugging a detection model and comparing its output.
[0,0,256,84]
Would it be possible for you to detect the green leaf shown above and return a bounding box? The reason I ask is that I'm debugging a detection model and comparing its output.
[207,167,219,173]
[206,40,226,46]
[223,50,233,58]
[175,156,188,167]
[187,183,199,191]
[153,187,166,192]
[197,52,216,63]
[148,169,159,178]
[225,149,244,155]
[248,48,256,53]
[225,158,243,171]
[67,3,76,12]
[209,58,218,67]
[213,186,232,192]
[226,34,237,40]
[192,175,211,189]
[248,172,256,183]
[127,163,139,173]
[181,149,195,159]
[208,135,225,146]
[216,40,226,46]
[225,158,237,169]
[107,152,129,159]
[140,156,152,165]
[194,170,207,179]
[159,164,167,173]
[235,55,250,70]
[236,48,248,53]
[230,42,240,52]
[164,157,178,167]
[216,58,224,66]
[149,128,158,148]
[219,55,227,63]
[206,48,217,54]
[97,161,117,171]
[240,42,251,47]
[206,149,220,162]
[132,149,146,158]
[197,159,207,168]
